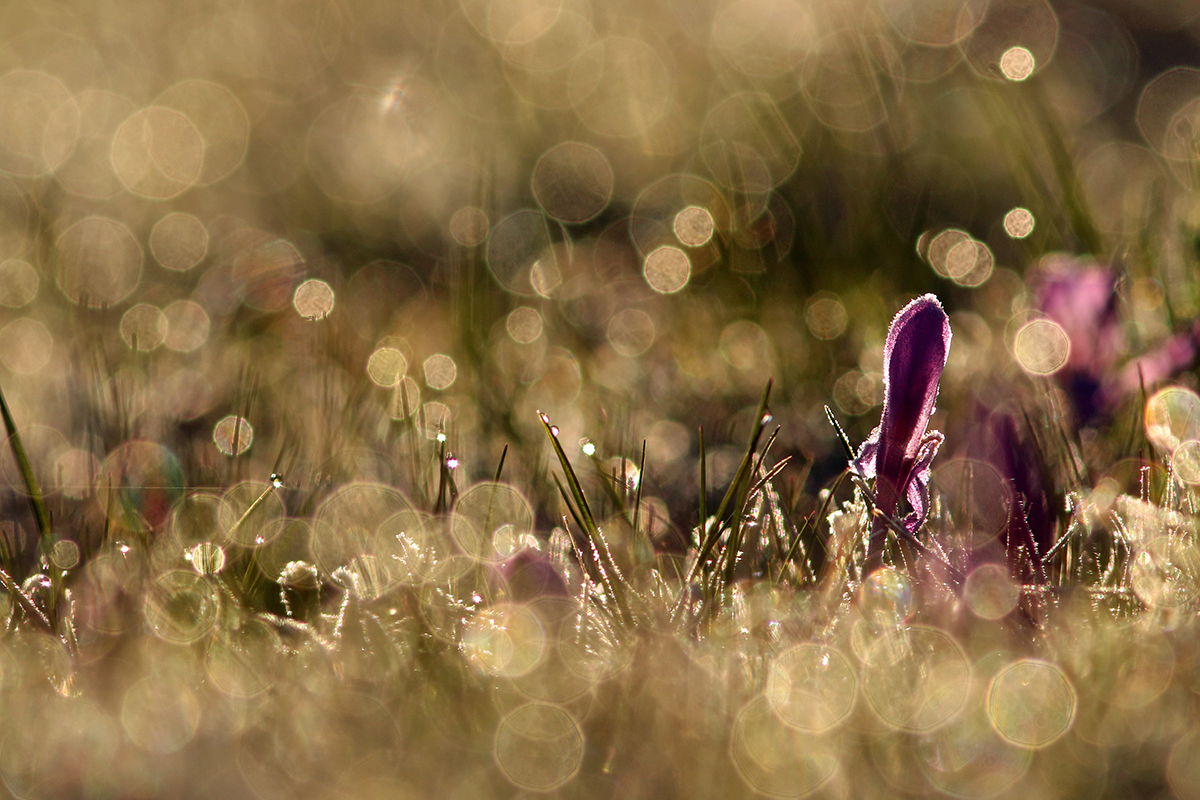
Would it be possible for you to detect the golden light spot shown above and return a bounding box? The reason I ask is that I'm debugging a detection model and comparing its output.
[154,80,250,186]
[1146,387,1200,453]
[804,293,846,339]
[946,239,994,287]
[188,542,226,576]
[53,90,136,199]
[532,141,613,223]
[423,354,457,389]
[162,300,210,353]
[1000,46,1035,81]
[719,320,770,371]
[388,377,422,419]
[0,318,52,373]
[530,257,562,297]
[927,228,970,278]
[1173,440,1200,484]
[608,309,655,357]
[293,278,335,320]
[0,259,37,306]
[151,213,208,271]
[111,106,205,199]
[50,540,79,571]
[120,304,168,351]
[450,206,490,246]
[674,205,715,247]
[643,246,690,294]
[493,703,584,792]
[987,660,1076,748]
[506,306,543,343]
[213,415,253,456]
[0,70,76,177]
[1014,319,1070,375]
[367,347,408,387]
[55,217,142,307]
[1003,207,1035,239]
[964,563,1020,620]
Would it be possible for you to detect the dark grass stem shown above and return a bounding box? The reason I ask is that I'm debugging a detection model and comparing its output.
[0,379,58,631]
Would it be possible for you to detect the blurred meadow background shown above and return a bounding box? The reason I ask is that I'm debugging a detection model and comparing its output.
[1,0,1200,797]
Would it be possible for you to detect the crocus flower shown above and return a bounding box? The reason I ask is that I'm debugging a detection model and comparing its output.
[1033,256,1197,423]
[851,294,952,564]
[1033,257,1122,423]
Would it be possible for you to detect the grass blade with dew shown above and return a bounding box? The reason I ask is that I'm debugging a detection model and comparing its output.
[541,411,632,624]
[674,380,772,620]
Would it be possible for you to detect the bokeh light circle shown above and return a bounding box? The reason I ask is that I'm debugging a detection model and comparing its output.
[1146,387,1200,454]
[494,703,584,792]
[532,141,613,223]
[1003,207,1035,238]
[861,624,969,733]
[293,278,334,320]
[111,106,205,199]
[0,318,51,373]
[964,563,1020,620]
[1173,440,1200,484]
[213,416,253,456]
[150,213,208,271]
[119,304,167,351]
[0,259,37,306]
[506,306,543,343]
[999,46,1035,81]
[730,693,838,798]
[1013,319,1070,375]
[643,246,690,294]
[55,216,142,307]
[767,644,857,733]
[987,659,1076,748]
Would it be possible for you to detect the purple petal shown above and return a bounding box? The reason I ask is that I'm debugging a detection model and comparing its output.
[901,431,942,535]
[873,294,952,518]
[851,426,879,480]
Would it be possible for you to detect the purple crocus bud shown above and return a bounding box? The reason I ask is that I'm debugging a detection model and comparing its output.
[852,294,951,564]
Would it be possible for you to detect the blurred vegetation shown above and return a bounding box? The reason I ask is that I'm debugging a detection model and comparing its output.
[0,0,1196,797]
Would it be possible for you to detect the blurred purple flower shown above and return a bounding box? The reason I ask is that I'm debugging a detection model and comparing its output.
[852,294,952,563]
[1033,256,1197,422]
[982,411,1051,583]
